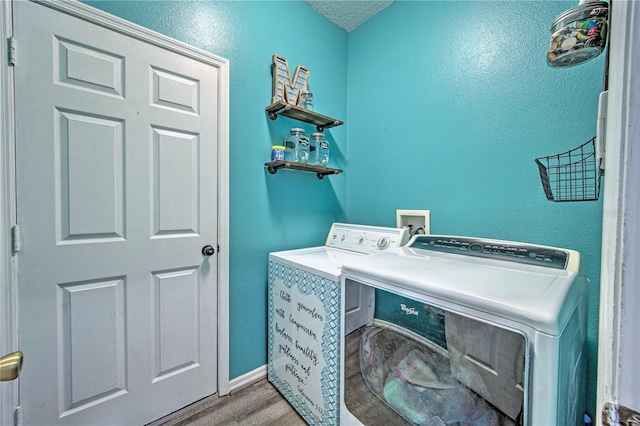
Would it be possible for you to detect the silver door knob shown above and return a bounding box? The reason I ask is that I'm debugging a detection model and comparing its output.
[202,245,215,256]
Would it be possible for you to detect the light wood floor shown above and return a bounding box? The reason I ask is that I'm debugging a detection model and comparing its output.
[151,379,307,426]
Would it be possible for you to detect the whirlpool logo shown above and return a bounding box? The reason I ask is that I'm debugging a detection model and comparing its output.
[400,304,419,316]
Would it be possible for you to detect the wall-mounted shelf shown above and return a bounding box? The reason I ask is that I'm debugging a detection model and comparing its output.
[265,160,342,180]
[266,101,343,132]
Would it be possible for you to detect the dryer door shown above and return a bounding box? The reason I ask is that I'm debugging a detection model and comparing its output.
[343,284,529,425]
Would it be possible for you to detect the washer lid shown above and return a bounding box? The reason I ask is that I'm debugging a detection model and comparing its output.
[270,246,364,281]
[341,244,585,336]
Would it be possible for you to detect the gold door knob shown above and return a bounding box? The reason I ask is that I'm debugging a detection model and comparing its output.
[0,351,23,381]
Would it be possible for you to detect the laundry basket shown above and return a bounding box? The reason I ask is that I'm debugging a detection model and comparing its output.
[535,136,601,202]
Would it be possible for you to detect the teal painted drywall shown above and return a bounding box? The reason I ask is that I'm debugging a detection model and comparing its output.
[83,0,348,379]
[346,1,604,417]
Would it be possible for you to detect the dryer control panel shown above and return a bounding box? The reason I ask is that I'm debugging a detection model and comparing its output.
[409,235,569,269]
[326,223,409,255]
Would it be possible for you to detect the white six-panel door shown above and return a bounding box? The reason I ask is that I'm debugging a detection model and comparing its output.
[14,1,219,424]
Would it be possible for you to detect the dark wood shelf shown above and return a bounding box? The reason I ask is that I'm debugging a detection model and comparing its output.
[265,101,343,131]
[265,161,342,180]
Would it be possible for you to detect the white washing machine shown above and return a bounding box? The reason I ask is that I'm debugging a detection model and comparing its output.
[340,235,587,426]
[268,223,409,425]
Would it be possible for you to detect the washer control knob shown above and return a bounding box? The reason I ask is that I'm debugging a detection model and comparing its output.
[377,237,390,249]
[341,234,346,241]
[358,237,365,244]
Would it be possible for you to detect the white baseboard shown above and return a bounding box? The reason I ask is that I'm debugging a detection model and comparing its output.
[229,365,267,393]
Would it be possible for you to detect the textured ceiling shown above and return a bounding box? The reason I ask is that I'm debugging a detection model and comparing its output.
[305,0,393,32]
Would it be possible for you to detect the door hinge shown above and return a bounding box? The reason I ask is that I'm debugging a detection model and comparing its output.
[8,36,15,66]
[11,225,22,254]
[602,401,640,425]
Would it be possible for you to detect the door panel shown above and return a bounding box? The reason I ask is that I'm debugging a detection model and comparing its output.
[14,2,218,424]
[152,267,200,379]
[152,128,200,235]
[59,277,127,411]
[58,110,125,241]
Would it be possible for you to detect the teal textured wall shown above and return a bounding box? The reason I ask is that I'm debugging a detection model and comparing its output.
[346,1,604,416]
[84,0,349,379]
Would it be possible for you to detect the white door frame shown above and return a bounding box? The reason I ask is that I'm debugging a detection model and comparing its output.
[597,0,640,423]
[0,1,230,424]
[0,1,18,425]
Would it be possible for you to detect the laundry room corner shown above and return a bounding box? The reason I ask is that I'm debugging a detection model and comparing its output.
[75,0,608,420]
[345,0,605,418]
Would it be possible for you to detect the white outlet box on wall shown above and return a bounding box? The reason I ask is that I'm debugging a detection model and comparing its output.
[396,209,430,235]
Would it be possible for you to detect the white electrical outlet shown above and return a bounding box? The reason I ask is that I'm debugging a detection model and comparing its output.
[396,210,430,236]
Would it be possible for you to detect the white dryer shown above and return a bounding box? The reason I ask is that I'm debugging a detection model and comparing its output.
[340,235,587,426]
[268,223,409,425]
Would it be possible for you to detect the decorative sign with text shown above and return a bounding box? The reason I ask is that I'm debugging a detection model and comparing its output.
[271,54,310,106]
[272,277,326,417]
[267,260,340,425]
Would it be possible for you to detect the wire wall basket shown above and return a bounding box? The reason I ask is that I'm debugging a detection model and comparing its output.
[535,136,601,202]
